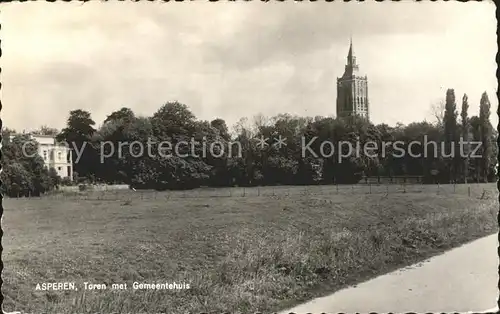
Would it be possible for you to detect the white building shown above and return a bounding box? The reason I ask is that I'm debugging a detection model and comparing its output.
[11,133,74,181]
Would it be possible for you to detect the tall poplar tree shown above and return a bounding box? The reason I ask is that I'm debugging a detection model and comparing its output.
[443,89,458,182]
[460,94,470,183]
[478,92,492,182]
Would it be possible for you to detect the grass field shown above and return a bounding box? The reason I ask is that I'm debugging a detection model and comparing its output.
[2,183,498,313]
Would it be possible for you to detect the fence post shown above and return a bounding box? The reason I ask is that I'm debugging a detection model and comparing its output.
[258,187,260,196]
[453,184,456,194]
[336,184,339,193]
[242,187,246,197]
[369,183,372,194]
[468,186,471,197]
[437,183,440,195]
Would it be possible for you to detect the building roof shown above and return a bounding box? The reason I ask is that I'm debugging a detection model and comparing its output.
[30,133,58,138]
[10,132,55,138]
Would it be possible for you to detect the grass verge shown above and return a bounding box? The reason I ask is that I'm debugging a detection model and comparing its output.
[2,184,497,313]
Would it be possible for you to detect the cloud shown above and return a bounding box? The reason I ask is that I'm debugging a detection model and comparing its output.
[1,1,497,132]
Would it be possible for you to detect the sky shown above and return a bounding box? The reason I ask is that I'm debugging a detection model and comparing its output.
[1,1,497,132]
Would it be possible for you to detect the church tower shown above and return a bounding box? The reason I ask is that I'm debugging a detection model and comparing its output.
[336,39,369,120]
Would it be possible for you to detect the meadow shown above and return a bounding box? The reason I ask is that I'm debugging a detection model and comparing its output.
[2,183,498,313]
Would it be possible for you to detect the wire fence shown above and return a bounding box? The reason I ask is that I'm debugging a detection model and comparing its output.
[7,182,496,202]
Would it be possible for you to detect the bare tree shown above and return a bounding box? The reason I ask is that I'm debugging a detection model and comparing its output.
[232,117,254,139]
[252,113,270,133]
[429,100,445,126]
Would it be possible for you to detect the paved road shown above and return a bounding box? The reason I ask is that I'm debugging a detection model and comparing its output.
[279,234,498,314]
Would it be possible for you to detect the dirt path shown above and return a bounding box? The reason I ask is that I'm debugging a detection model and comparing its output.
[279,233,498,313]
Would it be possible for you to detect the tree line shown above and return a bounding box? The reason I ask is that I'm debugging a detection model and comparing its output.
[1,89,497,196]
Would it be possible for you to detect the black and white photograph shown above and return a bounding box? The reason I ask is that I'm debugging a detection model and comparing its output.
[0,1,498,313]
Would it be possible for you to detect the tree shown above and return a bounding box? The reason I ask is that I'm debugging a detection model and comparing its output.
[269,114,317,185]
[115,116,154,185]
[430,100,445,127]
[57,109,96,141]
[469,115,481,182]
[1,127,17,145]
[398,122,442,182]
[95,108,141,183]
[57,110,98,180]
[146,102,212,190]
[210,118,230,141]
[1,162,34,197]
[460,94,470,183]
[28,156,53,196]
[48,167,62,188]
[443,89,458,182]
[103,107,135,124]
[232,117,258,186]
[151,101,197,139]
[0,135,56,197]
[478,92,493,182]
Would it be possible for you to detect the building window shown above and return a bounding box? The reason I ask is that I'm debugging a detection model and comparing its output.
[57,167,62,171]
[58,152,62,160]
[43,151,48,160]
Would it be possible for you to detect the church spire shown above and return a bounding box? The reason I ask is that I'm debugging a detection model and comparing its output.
[348,37,353,57]
[347,37,356,66]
